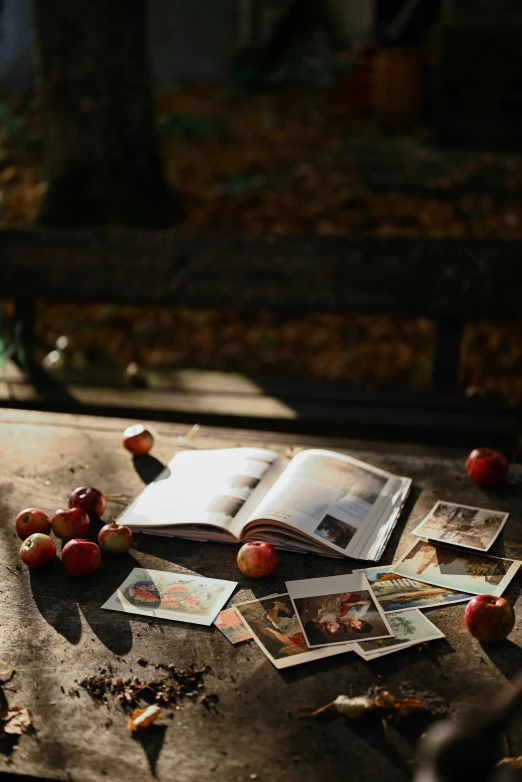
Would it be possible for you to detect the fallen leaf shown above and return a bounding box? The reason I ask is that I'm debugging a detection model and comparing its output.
[0,706,33,736]
[127,704,162,732]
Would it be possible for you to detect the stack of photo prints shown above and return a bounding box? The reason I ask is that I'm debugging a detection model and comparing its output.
[104,476,520,669]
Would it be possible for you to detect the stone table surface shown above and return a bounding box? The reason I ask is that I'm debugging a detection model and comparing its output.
[1,408,522,782]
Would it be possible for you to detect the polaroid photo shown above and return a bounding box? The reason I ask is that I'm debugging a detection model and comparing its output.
[233,593,354,669]
[286,572,394,649]
[214,608,252,644]
[355,609,444,661]
[393,540,521,597]
[411,500,509,552]
[102,567,237,625]
[354,564,471,613]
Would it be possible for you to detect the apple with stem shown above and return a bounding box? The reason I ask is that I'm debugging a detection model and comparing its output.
[20,533,56,569]
[122,424,154,455]
[68,486,106,519]
[98,522,134,554]
[464,594,515,642]
[465,448,509,488]
[51,507,90,542]
[15,508,51,540]
[237,541,278,578]
[62,539,100,576]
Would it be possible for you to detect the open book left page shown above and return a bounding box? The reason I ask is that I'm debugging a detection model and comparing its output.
[116,448,284,542]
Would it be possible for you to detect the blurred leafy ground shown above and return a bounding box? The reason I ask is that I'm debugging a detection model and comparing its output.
[1,85,522,398]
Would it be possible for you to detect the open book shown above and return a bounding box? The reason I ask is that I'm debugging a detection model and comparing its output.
[116,448,411,560]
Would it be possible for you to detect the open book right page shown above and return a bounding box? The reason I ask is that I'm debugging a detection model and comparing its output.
[244,449,411,560]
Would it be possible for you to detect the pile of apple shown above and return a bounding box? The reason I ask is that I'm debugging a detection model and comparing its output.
[16,422,155,576]
[17,486,134,576]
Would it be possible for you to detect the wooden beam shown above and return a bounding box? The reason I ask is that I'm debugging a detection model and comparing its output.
[0,362,518,450]
[1,229,521,320]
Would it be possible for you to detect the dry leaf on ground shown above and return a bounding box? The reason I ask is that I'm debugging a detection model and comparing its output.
[127,704,162,732]
[0,706,33,736]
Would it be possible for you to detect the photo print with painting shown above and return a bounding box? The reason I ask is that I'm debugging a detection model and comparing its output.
[393,540,521,597]
[354,565,471,612]
[233,593,355,669]
[214,608,252,644]
[102,568,237,625]
[355,609,444,661]
[412,501,509,552]
[286,573,393,648]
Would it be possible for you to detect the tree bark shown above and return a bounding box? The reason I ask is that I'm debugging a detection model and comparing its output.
[32,0,182,227]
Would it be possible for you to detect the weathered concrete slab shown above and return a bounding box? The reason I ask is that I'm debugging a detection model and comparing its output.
[0,409,521,781]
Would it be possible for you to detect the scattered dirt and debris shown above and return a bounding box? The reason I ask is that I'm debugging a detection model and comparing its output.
[80,664,209,709]
[398,682,449,717]
[200,693,219,711]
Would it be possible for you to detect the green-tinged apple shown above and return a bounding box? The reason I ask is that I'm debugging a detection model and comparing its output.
[20,533,56,569]
[237,541,277,578]
[98,522,134,554]
[15,508,51,540]
[62,539,100,576]
[51,507,90,542]
[464,594,515,642]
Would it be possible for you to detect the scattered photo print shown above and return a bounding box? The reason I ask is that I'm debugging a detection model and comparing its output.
[286,573,393,648]
[214,609,252,644]
[102,568,237,625]
[234,593,355,669]
[393,540,521,597]
[412,501,509,552]
[315,514,356,549]
[354,565,471,612]
[355,609,444,660]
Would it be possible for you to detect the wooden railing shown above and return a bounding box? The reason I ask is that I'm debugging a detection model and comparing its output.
[2,229,521,391]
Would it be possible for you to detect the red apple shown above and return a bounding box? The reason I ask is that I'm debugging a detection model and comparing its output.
[122,424,154,455]
[15,508,51,540]
[51,507,90,542]
[62,539,100,576]
[68,486,106,519]
[237,541,277,578]
[98,522,134,554]
[464,594,515,642]
[465,447,509,488]
[20,533,56,569]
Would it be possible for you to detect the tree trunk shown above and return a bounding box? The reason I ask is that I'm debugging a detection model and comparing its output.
[32,0,182,227]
